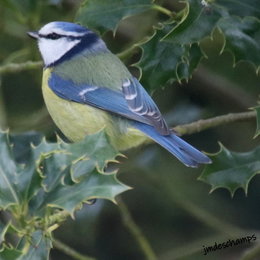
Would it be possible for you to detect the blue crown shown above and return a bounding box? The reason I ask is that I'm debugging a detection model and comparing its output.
[52,21,90,33]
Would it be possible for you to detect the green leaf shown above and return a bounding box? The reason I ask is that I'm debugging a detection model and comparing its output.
[31,131,128,215]
[176,43,203,82]
[198,144,260,196]
[75,0,154,34]
[163,0,260,70]
[43,168,127,214]
[0,129,129,258]
[218,16,260,72]
[0,222,9,244]
[0,129,129,216]
[61,130,120,173]
[0,246,22,260]
[0,131,21,209]
[18,231,51,260]
[253,106,260,138]
[137,24,203,92]
[163,0,223,45]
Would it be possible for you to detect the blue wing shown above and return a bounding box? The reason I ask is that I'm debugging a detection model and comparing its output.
[122,78,169,135]
[49,73,169,131]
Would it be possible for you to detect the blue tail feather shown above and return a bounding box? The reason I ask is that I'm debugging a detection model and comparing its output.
[133,122,211,167]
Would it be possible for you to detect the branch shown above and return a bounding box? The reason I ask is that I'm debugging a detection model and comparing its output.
[53,238,96,260]
[117,198,157,260]
[0,61,42,75]
[173,111,256,136]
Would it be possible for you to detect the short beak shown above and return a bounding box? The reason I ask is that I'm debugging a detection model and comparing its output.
[27,31,39,39]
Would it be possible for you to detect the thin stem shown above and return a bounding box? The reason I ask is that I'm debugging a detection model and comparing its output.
[173,111,256,136]
[117,197,157,260]
[241,243,260,260]
[53,238,95,260]
[0,61,42,75]
[152,4,174,17]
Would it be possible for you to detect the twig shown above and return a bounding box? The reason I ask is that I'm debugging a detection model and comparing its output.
[53,238,95,260]
[117,197,157,260]
[173,111,256,136]
[152,4,174,17]
[0,61,42,75]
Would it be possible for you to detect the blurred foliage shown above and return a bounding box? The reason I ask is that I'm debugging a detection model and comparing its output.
[0,0,260,259]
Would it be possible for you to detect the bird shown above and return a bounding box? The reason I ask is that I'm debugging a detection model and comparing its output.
[28,21,211,167]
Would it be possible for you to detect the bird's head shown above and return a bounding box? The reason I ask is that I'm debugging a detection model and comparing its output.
[28,21,107,67]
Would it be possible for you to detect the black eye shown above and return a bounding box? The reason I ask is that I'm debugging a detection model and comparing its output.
[46,33,62,40]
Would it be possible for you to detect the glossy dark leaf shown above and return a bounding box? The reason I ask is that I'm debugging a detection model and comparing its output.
[0,130,129,215]
[198,144,260,196]
[163,0,223,45]
[218,16,260,71]
[137,24,203,92]
[18,231,51,260]
[0,246,22,260]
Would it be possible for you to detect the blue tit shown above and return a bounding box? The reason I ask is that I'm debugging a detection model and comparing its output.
[28,21,211,167]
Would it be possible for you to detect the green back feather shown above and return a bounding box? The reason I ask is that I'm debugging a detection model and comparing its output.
[53,50,131,90]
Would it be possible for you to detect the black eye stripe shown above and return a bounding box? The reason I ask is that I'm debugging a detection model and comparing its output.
[39,33,84,40]
[42,33,62,40]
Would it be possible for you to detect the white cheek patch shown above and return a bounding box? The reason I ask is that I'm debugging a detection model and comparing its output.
[38,38,80,66]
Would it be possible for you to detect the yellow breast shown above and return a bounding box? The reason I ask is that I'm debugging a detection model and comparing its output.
[41,68,148,150]
[42,68,111,142]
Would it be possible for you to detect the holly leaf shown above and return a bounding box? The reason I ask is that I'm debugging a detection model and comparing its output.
[218,16,260,72]
[75,0,154,34]
[198,144,260,196]
[176,43,203,82]
[0,246,22,260]
[163,0,260,70]
[30,131,129,215]
[42,168,127,214]
[0,129,129,216]
[0,129,129,258]
[18,231,52,260]
[163,0,223,45]
[253,106,260,138]
[137,24,203,92]
[0,131,21,209]
[0,231,51,260]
